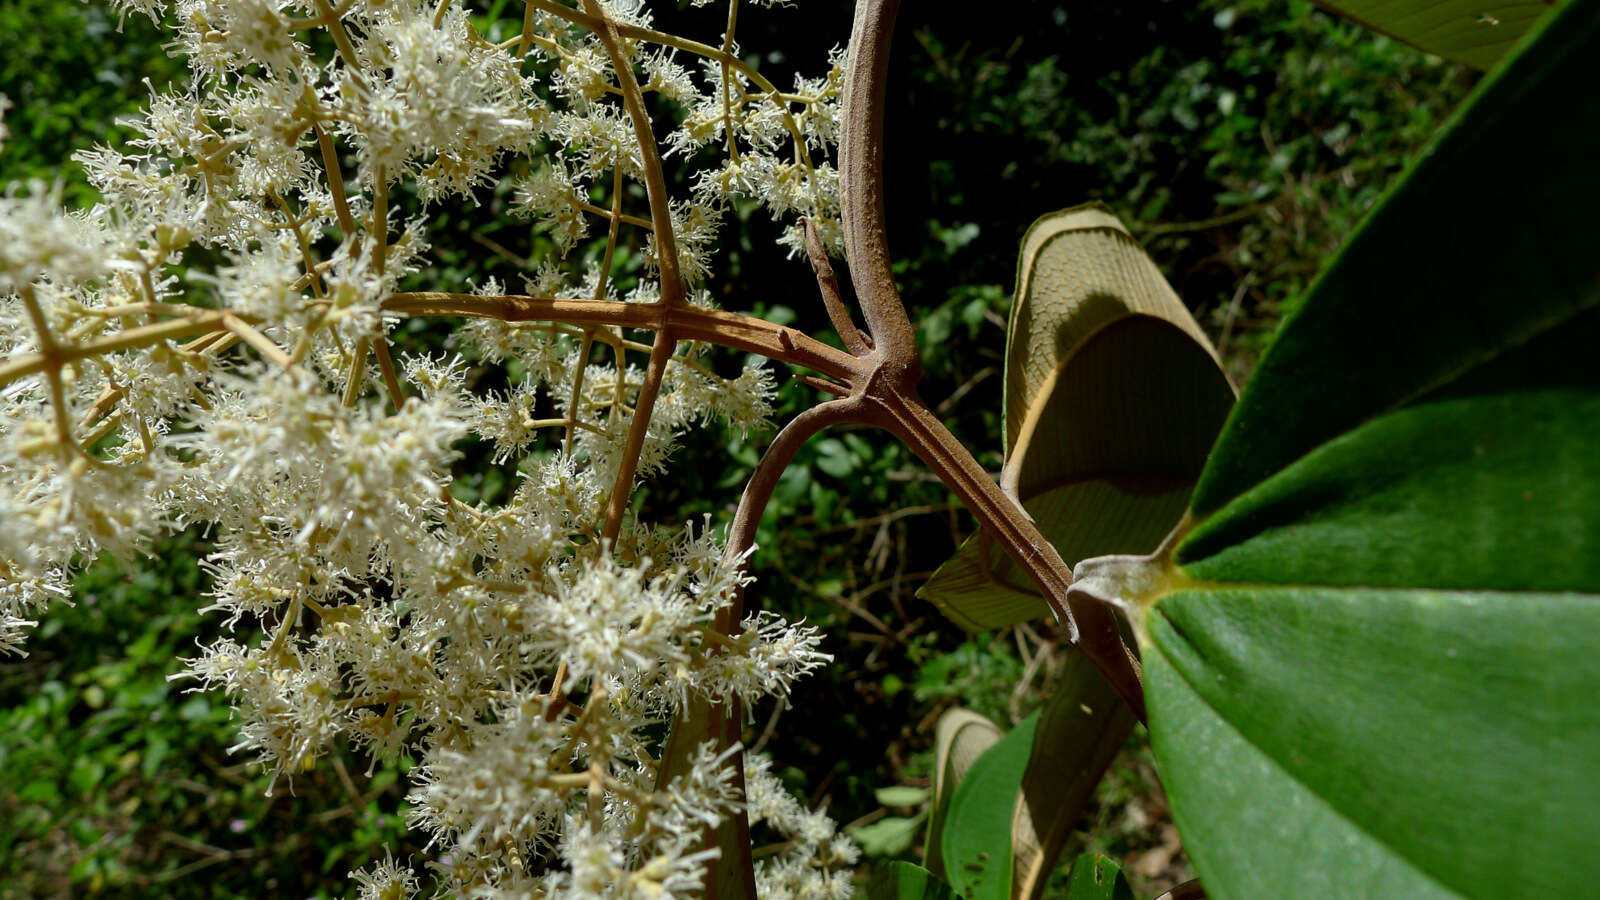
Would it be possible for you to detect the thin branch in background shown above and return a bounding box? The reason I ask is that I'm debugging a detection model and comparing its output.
[1215,274,1253,359]
[935,365,995,417]
[470,232,530,269]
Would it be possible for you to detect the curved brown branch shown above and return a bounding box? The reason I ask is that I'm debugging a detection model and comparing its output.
[801,216,872,356]
[578,0,685,304]
[654,400,861,900]
[383,292,862,383]
[722,398,864,619]
[840,0,918,374]
[862,387,1146,720]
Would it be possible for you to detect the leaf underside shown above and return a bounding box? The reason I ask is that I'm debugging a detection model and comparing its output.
[1141,0,1600,896]
[1002,207,1217,457]
[923,227,1234,630]
[1312,0,1555,70]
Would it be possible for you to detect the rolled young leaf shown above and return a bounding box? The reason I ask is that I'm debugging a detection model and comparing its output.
[1001,206,1216,456]
[924,708,1003,879]
[921,207,1234,631]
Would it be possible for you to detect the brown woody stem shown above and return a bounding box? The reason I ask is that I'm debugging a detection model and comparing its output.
[866,389,1146,719]
[801,217,871,355]
[578,0,685,304]
[382,292,860,384]
[840,0,918,374]
[600,327,675,545]
[723,399,864,620]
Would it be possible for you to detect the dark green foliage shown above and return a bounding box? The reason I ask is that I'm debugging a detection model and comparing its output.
[1145,0,1600,895]
[0,534,414,898]
[882,0,1474,380]
[0,0,188,205]
[911,636,1025,726]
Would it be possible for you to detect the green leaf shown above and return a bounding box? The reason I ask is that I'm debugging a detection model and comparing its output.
[921,206,1235,630]
[140,737,169,780]
[940,711,1039,900]
[867,861,956,900]
[875,785,932,807]
[1101,1,1600,896]
[19,780,61,804]
[854,814,928,858]
[1312,0,1557,70]
[1063,854,1135,900]
[815,437,857,478]
[925,708,1003,878]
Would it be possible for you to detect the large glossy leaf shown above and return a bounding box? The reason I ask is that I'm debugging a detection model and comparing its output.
[921,207,1234,630]
[1081,1,1600,896]
[939,712,1039,900]
[1312,0,1556,70]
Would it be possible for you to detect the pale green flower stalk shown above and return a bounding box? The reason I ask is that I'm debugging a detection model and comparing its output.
[0,0,855,895]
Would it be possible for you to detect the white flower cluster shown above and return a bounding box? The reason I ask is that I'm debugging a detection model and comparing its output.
[0,0,854,894]
[746,755,859,899]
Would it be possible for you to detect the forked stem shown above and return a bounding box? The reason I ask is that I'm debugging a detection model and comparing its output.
[658,399,861,900]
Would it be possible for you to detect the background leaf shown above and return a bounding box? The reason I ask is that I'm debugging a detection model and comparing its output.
[939,712,1039,900]
[867,861,957,900]
[854,815,928,858]
[925,708,1004,878]
[1063,853,1136,900]
[1127,0,1600,896]
[876,786,932,808]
